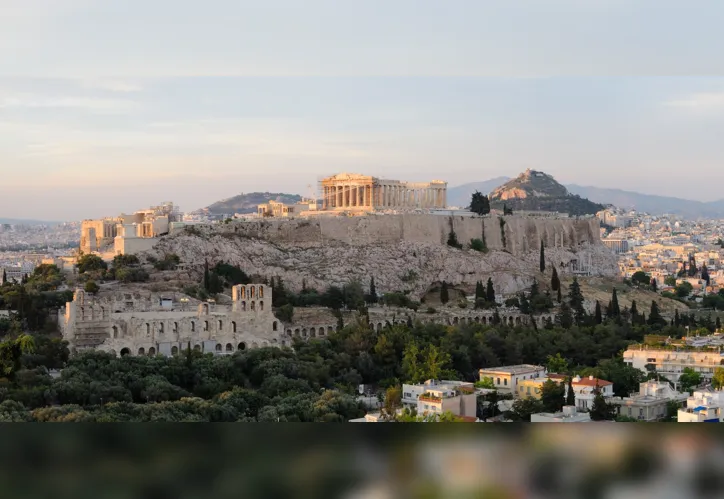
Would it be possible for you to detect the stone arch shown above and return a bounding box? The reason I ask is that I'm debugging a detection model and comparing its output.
[281,340,286,347]
[120,347,130,356]
[145,323,150,335]
[453,317,459,325]
[294,328,300,335]
[232,321,237,333]
[508,317,514,326]
[191,321,196,332]
[310,327,316,337]
[171,346,178,355]
[112,326,118,339]
[159,322,165,334]
[273,321,278,331]
[138,347,145,355]
[194,344,201,351]
[259,286,264,298]
[319,327,325,336]
[226,343,233,352]
[204,321,209,331]
[173,322,178,333]
[377,323,383,331]
[251,301,256,311]
[218,320,223,331]
[241,287,246,299]
[516,317,522,325]
[259,301,264,311]
[148,347,155,355]
[238,342,247,351]
[475,317,480,323]
[252,341,259,349]
[215,344,222,352]
[302,328,308,337]
[286,328,292,336]
[242,301,247,311]
[202,303,209,315]
[250,286,255,299]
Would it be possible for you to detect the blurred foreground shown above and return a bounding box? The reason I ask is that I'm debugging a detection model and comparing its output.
[1,425,724,498]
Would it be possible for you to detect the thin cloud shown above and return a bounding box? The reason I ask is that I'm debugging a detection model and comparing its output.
[665,92,724,111]
[0,94,139,113]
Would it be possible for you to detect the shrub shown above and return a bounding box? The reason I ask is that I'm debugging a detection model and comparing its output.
[84,281,100,294]
[470,238,487,252]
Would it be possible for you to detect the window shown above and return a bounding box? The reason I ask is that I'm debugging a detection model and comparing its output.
[504,379,508,386]
[218,320,223,331]
[272,321,278,331]
[159,323,164,334]
[173,322,178,333]
[204,321,209,331]
[232,321,237,333]
[259,301,264,311]
[496,378,500,385]
[526,387,530,394]
[145,323,150,335]
[191,321,195,332]
[112,326,118,339]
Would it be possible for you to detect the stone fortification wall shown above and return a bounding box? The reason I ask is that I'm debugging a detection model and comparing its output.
[201,214,599,256]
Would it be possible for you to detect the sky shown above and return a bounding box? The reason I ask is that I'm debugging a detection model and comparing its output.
[2,0,724,220]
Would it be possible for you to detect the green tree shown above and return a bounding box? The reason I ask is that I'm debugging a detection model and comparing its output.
[84,281,100,294]
[470,238,486,252]
[556,302,573,329]
[589,386,616,421]
[568,278,586,325]
[76,254,107,274]
[610,288,620,318]
[546,353,569,374]
[469,191,491,216]
[557,287,562,304]
[712,367,724,390]
[664,275,677,287]
[566,377,575,406]
[0,334,35,381]
[203,259,210,292]
[551,267,560,291]
[382,386,402,420]
[506,397,543,422]
[679,367,701,393]
[486,278,495,303]
[647,300,666,328]
[540,379,565,413]
[631,271,650,287]
[630,300,639,326]
[594,301,602,324]
[368,276,378,304]
[440,281,449,305]
[651,278,658,292]
[475,281,484,302]
[539,240,546,273]
[702,265,711,286]
[675,281,693,298]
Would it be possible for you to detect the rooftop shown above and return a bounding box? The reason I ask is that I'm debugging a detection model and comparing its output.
[479,364,546,375]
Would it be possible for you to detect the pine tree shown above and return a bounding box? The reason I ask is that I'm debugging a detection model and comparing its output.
[566,377,575,406]
[203,259,210,292]
[486,278,496,303]
[551,267,560,291]
[369,276,378,303]
[540,240,546,273]
[589,386,615,421]
[440,281,449,304]
[630,300,639,326]
[648,300,665,328]
[611,288,620,317]
[568,278,586,325]
[556,302,574,329]
[475,281,484,302]
[594,301,602,324]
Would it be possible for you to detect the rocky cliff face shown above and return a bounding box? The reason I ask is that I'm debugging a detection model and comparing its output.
[148,215,617,300]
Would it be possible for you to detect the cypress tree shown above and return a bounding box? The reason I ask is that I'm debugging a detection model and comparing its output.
[486,278,496,303]
[611,288,620,317]
[717,317,722,330]
[540,240,546,273]
[529,280,540,299]
[475,281,484,301]
[369,276,378,303]
[557,287,562,304]
[674,309,680,327]
[594,301,602,324]
[440,281,449,304]
[568,278,586,326]
[566,377,575,406]
[648,301,664,328]
[630,300,638,326]
[203,259,210,292]
[651,278,658,292]
[551,267,560,291]
[1,269,6,285]
[702,265,711,286]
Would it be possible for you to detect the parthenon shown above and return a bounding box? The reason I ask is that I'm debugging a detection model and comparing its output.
[320,173,447,211]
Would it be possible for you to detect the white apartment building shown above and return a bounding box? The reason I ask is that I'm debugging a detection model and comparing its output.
[623,345,724,383]
[678,390,724,422]
[478,364,547,395]
[611,381,688,421]
[549,374,615,411]
[401,379,477,419]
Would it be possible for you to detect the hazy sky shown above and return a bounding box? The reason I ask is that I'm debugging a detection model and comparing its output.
[2,0,724,220]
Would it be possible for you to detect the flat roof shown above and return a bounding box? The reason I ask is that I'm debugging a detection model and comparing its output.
[479,364,545,375]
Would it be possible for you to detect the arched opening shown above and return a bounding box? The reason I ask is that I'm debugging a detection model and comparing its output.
[159,323,164,334]
[112,326,118,339]
[193,344,201,351]
[218,320,223,331]
[202,304,209,315]
[242,301,247,311]
[173,322,178,333]
[259,301,264,311]
[145,323,150,335]
[241,287,246,299]
[191,321,196,332]
[310,327,316,337]
[138,347,145,355]
[319,327,325,336]
[232,321,237,333]
[215,344,222,352]
[238,342,246,351]
[204,321,209,331]
[259,286,264,298]
[226,343,233,352]
[482,317,487,325]
[281,340,286,347]
[302,328,308,337]
[273,321,278,331]
[294,328,300,336]
[252,341,259,349]
[110,349,117,357]
[250,287,255,299]
[286,329,292,336]
[509,317,514,326]
[250,301,256,311]
[120,348,130,356]
[453,317,459,325]
[148,347,156,355]
[377,323,382,331]
[171,346,179,355]
[516,317,522,325]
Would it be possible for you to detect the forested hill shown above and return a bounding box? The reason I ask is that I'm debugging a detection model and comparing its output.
[203,192,303,215]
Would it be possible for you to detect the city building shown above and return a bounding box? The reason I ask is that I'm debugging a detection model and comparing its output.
[677,389,724,422]
[610,381,688,421]
[530,406,592,423]
[623,345,724,384]
[402,379,477,419]
[603,238,630,254]
[478,364,547,395]
[257,200,317,217]
[320,173,447,211]
[548,374,614,410]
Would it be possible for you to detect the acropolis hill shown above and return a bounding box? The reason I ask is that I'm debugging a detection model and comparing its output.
[147,213,618,300]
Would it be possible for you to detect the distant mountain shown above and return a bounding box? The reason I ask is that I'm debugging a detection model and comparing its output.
[203,192,303,215]
[449,178,724,219]
[487,169,605,216]
[0,218,63,226]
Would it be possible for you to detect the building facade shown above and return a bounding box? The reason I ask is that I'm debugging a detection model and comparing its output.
[320,173,447,211]
[611,381,688,421]
[402,379,477,419]
[678,389,724,422]
[478,364,547,395]
[623,345,724,384]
